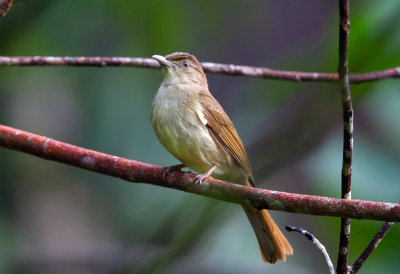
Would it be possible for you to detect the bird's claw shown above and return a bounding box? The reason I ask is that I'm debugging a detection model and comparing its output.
[194,174,209,185]
[194,165,217,185]
[162,164,185,181]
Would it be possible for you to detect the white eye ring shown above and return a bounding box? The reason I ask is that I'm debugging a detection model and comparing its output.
[183,61,189,68]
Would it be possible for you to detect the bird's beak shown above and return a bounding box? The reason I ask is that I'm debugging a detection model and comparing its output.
[152,55,175,68]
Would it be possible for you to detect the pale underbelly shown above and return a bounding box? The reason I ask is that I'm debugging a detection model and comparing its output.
[151,92,247,184]
[153,113,239,178]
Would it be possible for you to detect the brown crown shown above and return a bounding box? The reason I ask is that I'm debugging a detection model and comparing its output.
[166,52,206,79]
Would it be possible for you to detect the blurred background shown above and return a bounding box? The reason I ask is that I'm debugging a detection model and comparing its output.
[0,0,399,273]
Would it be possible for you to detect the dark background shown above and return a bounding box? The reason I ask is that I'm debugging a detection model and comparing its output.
[0,0,399,273]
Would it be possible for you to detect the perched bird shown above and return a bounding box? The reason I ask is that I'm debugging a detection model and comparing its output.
[151,52,293,263]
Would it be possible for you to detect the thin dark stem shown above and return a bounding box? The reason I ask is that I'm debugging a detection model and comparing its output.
[286,226,334,274]
[0,124,399,221]
[337,0,353,273]
[350,222,394,273]
[0,56,399,84]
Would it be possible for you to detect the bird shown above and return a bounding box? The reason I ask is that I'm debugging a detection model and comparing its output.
[151,52,293,263]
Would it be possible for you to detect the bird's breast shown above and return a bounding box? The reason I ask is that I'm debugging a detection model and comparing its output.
[151,85,231,175]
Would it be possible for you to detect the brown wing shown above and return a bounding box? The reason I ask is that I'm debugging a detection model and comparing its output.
[199,91,254,186]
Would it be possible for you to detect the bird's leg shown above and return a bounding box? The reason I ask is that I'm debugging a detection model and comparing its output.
[162,164,186,181]
[194,165,217,185]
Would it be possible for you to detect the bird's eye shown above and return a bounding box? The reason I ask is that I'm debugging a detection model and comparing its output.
[183,61,189,68]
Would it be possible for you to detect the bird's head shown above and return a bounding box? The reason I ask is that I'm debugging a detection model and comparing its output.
[152,52,207,87]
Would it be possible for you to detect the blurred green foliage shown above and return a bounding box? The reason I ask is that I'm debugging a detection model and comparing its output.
[0,0,399,273]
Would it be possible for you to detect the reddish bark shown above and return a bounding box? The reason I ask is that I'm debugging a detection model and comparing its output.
[0,56,398,83]
[0,124,399,222]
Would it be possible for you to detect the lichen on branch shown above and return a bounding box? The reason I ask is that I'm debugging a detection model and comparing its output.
[0,124,399,222]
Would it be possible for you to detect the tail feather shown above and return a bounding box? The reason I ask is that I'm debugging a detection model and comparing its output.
[243,206,293,264]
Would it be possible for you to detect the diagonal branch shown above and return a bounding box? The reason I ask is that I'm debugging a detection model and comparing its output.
[337,0,353,273]
[0,56,399,84]
[0,0,14,18]
[0,124,399,222]
[286,226,334,274]
[350,222,394,273]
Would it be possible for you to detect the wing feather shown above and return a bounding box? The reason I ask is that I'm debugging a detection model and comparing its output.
[199,91,254,185]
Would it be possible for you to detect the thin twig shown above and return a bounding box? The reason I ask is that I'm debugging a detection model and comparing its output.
[350,222,394,273]
[286,225,334,274]
[337,1,353,273]
[0,0,14,18]
[0,124,399,221]
[0,56,399,84]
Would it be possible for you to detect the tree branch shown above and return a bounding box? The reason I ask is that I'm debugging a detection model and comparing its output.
[0,124,399,222]
[0,56,399,84]
[0,0,13,18]
[350,222,394,273]
[337,1,353,273]
[286,225,334,274]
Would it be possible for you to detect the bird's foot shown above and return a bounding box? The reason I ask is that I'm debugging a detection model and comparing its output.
[194,165,217,185]
[162,164,186,181]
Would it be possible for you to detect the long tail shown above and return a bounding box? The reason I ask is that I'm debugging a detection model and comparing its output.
[243,206,293,264]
